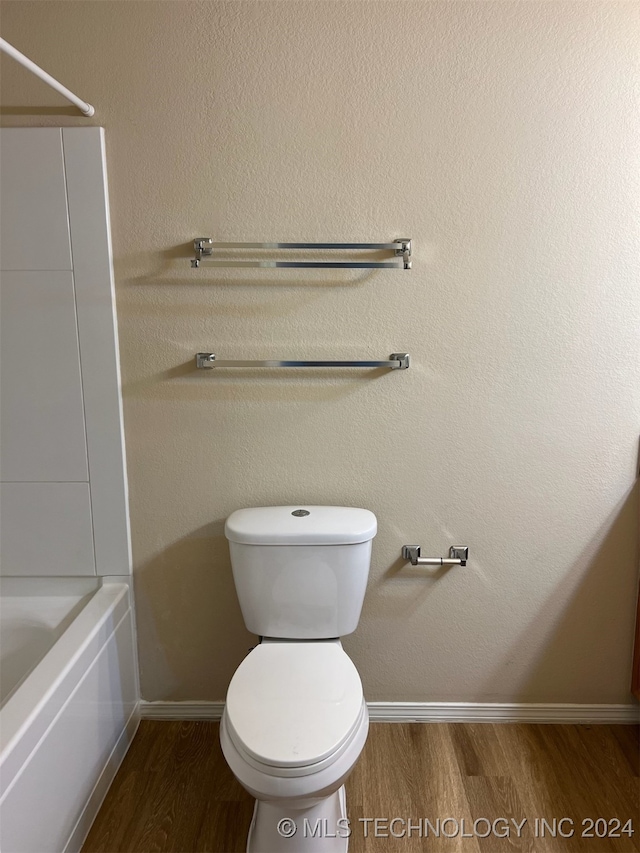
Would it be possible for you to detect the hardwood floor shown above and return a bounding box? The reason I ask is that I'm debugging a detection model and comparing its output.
[83,721,639,853]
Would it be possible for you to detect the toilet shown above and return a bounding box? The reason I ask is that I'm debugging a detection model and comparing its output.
[220,505,377,853]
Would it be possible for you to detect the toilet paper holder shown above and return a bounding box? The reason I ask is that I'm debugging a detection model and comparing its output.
[402,545,469,567]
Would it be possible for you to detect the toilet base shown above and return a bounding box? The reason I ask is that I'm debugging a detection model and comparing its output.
[247,785,349,853]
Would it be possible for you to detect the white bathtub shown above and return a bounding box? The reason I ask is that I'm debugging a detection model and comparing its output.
[0,578,139,853]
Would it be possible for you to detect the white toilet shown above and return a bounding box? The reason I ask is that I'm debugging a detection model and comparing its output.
[220,505,377,853]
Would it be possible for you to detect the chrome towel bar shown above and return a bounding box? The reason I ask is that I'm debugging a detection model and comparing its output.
[196,353,410,370]
[191,238,412,269]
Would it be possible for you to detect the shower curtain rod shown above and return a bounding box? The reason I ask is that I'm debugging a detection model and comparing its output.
[0,38,95,116]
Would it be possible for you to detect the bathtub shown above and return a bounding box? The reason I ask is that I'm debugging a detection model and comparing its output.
[0,578,139,853]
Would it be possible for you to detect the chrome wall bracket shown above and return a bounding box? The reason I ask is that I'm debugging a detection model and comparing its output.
[192,237,213,267]
[394,239,412,270]
[190,238,412,269]
[402,545,469,567]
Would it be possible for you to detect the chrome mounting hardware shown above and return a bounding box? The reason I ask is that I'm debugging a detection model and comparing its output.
[401,545,469,567]
[394,239,412,270]
[191,237,214,268]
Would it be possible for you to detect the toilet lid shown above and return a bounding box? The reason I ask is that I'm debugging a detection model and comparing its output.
[225,642,363,769]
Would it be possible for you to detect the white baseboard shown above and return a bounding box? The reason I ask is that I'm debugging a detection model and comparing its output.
[141,701,226,720]
[139,700,638,724]
[367,702,639,723]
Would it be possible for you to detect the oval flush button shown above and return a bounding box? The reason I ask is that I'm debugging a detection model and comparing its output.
[291,509,310,517]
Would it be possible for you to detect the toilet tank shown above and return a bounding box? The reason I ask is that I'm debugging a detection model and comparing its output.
[224,506,377,639]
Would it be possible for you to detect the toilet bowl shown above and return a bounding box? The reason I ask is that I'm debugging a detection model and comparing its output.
[221,506,377,852]
[221,640,369,852]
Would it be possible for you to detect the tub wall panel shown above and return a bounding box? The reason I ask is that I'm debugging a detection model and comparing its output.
[0,483,95,577]
[0,270,88,483]
[0,127,131,579]
[0,127,72,271]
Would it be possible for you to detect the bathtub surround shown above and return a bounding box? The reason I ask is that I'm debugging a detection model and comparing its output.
[0,129,140,852]
[0,128,131,578]
[1,2,638,709]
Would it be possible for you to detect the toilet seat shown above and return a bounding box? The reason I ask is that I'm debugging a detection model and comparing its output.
[225,642,363,774]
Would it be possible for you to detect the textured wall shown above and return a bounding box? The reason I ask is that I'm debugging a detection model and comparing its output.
[2,1,638,704]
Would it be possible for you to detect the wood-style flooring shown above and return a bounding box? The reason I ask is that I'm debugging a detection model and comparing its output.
[83,721,639,853]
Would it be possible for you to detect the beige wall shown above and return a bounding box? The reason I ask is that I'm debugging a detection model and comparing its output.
[2,1,638,704]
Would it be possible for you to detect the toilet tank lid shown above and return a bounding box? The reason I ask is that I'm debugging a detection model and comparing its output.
[225,506,377,545]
